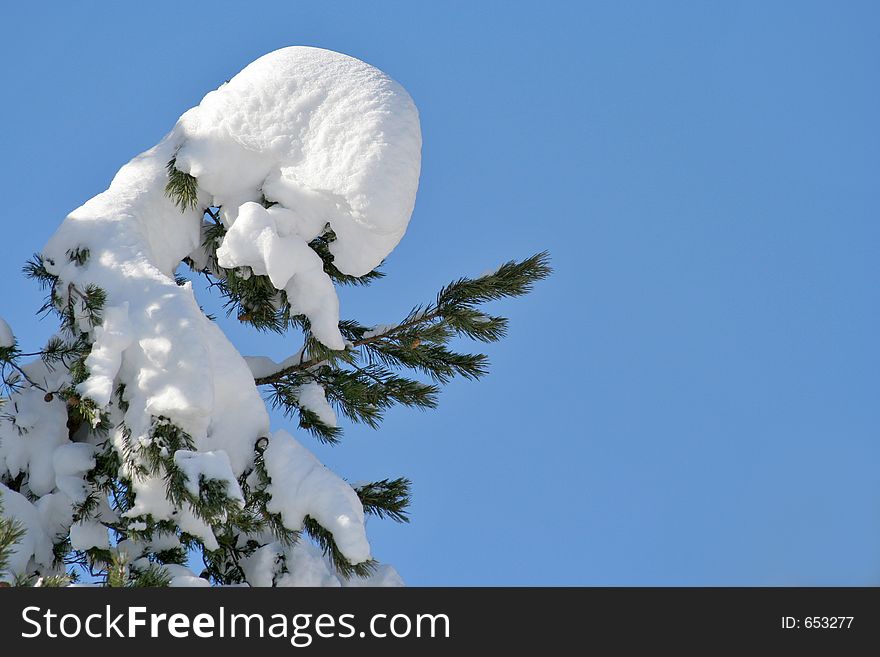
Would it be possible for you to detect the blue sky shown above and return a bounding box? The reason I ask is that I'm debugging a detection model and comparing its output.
[1,1,878,585]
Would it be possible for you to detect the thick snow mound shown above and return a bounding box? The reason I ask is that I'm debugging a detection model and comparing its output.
[264,430,370,564]
[197,47,421,348]
[215,202,344,348]
[240,540,404,587]
[178,46,422,279]
[173,449,244,504]
[16,47,414,586]
[0,484,53,577]
[40,46,420,486]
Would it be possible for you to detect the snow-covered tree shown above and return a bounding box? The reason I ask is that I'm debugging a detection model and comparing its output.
[0,47,548,587]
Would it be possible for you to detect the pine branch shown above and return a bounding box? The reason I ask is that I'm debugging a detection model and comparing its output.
[309,226,386,287]
[33,574,71,587]
[22,253,58,291]
[14,165,549,587]
[186,218,385,334]
[164,158,199,212]
[437,251,552,307]
[303,516,376,578]
[0,500,27,582]
[254,251,551,385]
[104,553,128,587]
[266,394,342,444]
[130,563,171,587]
[66,247,90,267]
[355,478,411,523]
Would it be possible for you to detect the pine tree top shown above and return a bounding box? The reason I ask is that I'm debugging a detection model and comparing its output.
[0,47,548,587]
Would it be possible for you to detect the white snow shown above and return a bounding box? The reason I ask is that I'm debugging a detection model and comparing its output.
[239,543,283,587]
[69,518,110,551]
[122,475,175,522]
[176,503,220,551]
[243,349,307,380]
[263,430,370,564]
[2,46,419,587]
[0,484,53,577]
[239,539,404,587]
[36,493,75,543]
[53,443,96,503]
[162,563,211,587]
[176,46,421,279]
[0,316,14,348]
[293,382,337,427]
[216,202,344,349]
[0,387,70,497]
[362,323,398,339]
[173,449,245,504]
[342,563,405,587]
[77,304,132,407]
[275,541,344,587]
[243,356,284,379]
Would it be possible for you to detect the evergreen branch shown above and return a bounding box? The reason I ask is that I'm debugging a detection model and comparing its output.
[1,353,48,394]
[23,253,59,290]
[104,552,128,587]
[265,388,343,444]
[309,227,386,287]
[130,563,172,587]
[66,247,90,267]
[363,341,488,383]
[164,158,199,212]
[355,478,411,523]
[303,365,438,428]
[189,221,292,333]
[303,516,376,578]
[0,500,27,582]
[34,574,71,587]
[437,251,552,308]
[254,309,442,383]
[253,252,551,384]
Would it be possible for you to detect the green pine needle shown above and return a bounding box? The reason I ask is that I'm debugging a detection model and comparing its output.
[303,516,377,578]
[355,478,411,523]
[165,158,199,212]
[0,500,27,582]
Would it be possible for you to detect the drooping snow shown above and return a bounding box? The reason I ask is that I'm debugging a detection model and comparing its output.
[2,46,419,586]
[263,430,370,564]
[53,443,97,503]
[0,484,53,575]
[0,387,70,497]
[239,539,405,588]
[243,349,306,380]
[293,382,337,428]
[342,562,405,587]
[162,563,211,587]
[69,518,110,551]
[216,202,343,349]
[173,449,245,505]
[35,493,75,543]
[275,541,345,587]
[122,475,174,522]
[239,543,283,587]
[176,503,220,551]
[175,46,421,279]
[76,304,132,408]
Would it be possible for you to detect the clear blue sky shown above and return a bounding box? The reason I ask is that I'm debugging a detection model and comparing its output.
[1,1,878,585]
